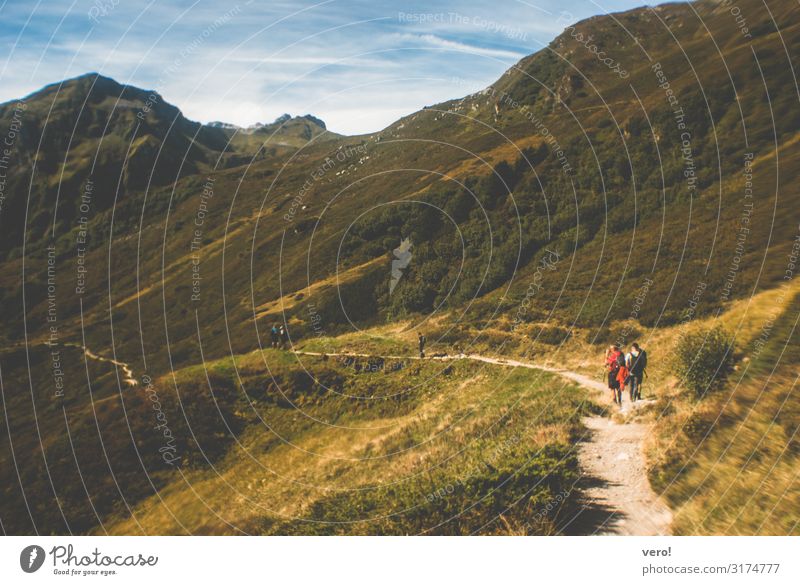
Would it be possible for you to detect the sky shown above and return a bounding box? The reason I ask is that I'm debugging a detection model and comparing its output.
[0,0,650,135]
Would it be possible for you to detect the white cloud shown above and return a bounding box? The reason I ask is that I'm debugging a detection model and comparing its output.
[399,33,526,61]
[0,0,648,135]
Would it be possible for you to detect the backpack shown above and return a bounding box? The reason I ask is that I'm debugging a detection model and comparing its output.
[616,353,626,367]
[630,350,647,375]
[607,351,620,372]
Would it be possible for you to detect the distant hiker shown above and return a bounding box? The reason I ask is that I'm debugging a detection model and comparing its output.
[605,345,622,404]
[270,324,280,349]
[627,342,647,401]
[418,333,426,359]
[279,325,289,349]
[615,352,629,406]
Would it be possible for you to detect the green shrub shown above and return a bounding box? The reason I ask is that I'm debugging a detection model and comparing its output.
[672,326,734,398]
[531,325,572,345]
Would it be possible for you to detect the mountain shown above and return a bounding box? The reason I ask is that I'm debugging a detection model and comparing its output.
[0,73,337,255]
[0,0,798,535]
[208,113,327,133]
[207,114,326,136]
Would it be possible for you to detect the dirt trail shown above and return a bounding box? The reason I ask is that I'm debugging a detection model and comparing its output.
[65,343,138,387]
[574,414,672,535]
[294,349,672,535]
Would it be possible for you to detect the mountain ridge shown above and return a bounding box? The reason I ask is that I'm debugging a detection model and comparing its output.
[3,72,331,135]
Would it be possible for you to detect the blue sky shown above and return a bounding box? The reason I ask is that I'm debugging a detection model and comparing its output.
[0,0,650,135]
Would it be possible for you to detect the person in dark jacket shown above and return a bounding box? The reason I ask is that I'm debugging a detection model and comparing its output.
[270,324,280,349]
[626,342,647,401]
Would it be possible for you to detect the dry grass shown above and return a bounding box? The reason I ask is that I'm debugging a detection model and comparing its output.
[100,350,588,535]
[304,277,800,535]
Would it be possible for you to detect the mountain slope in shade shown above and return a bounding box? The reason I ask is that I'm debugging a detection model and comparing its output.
[1,0,797,361]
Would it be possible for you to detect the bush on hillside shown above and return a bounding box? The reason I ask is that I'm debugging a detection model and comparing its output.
[672,326,734,398]
[584,324,640,346]
[530,325,572,345]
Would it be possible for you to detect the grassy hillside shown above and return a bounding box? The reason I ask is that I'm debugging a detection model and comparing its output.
[3,0,799,368]
[1,345,593,534]
[646,285,800,535]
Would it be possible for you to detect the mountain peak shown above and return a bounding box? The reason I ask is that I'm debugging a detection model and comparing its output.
[19,72,124,103]
[206,113,328,134]
[300,114,326,129]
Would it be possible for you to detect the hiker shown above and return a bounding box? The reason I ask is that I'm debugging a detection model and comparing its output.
[279,325,289,349]
[627,342,647,402]
[615,352,629,406]
[270,324,280,349]
[418,333,426,359]
[605,344,622,404]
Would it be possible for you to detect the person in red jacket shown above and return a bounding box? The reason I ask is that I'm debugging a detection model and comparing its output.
[605,345,622,403]
[615,355,630,407]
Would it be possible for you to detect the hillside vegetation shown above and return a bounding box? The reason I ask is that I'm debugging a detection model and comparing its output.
[1,345,593,534]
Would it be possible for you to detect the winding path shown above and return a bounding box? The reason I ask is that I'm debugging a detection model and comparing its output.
[64,342,138,387]
[294,349,672,535]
